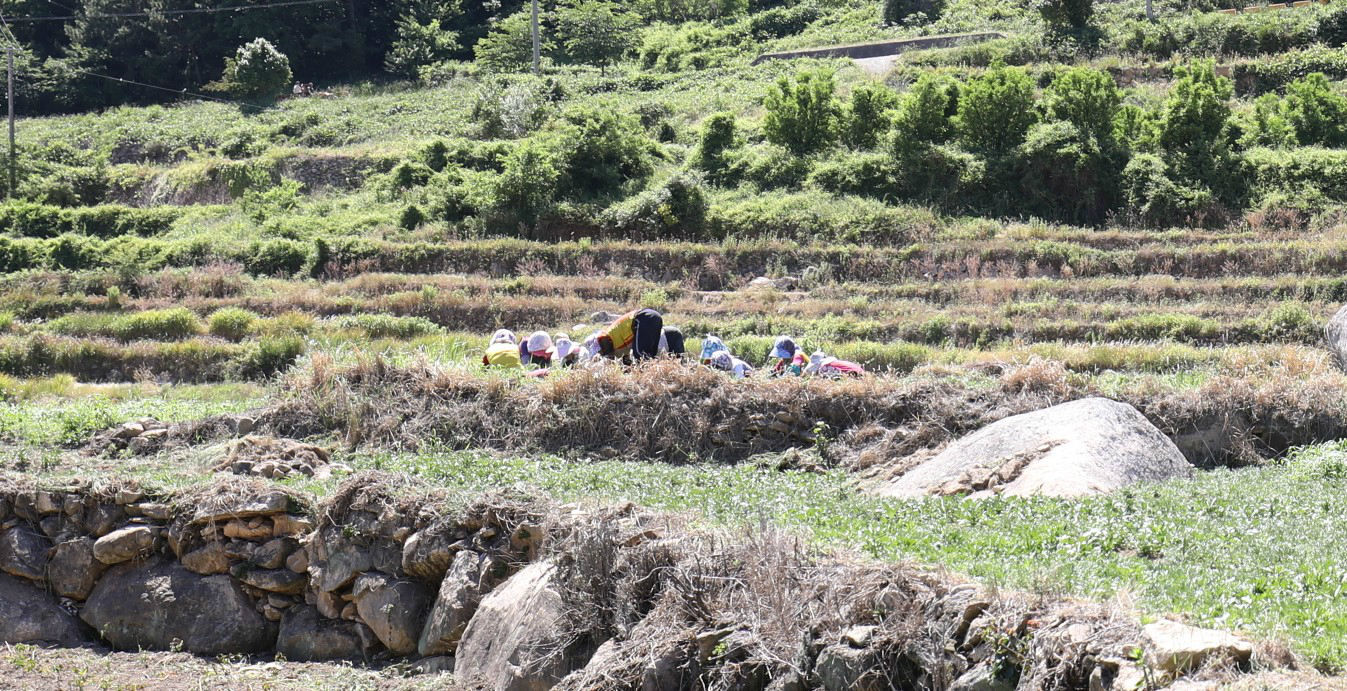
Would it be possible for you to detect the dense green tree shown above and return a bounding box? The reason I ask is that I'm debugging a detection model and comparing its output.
[840,84,900,150]
[1240,93,1296,149]
[210,38,293,106]
[1282,72,1347,147]
[494,139,562,228]
[763,68,840,156]
[892,74,959,148]
[1157,60,1238,196]
[475,11,543,73]
[955,64,1037,154]
[1038,0,1094,35]
[554,104,655,196]
[384,17,460,78]
[1045,67,1121,147]
[555,0,638,72]
[694,112,741,182]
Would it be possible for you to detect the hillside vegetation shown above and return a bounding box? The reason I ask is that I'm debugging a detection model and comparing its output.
[4,0,1347,684]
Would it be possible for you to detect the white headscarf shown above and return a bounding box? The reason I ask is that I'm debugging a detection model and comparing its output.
[526,330,553,356]
[554,334,577,360]
[490,329,517,345]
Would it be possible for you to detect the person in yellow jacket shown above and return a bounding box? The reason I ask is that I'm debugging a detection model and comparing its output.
[596,308,663,361]
[482,329,522,368]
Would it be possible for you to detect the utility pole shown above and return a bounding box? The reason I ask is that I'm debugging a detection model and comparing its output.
[6,47,13,199]
[531,0,540,76]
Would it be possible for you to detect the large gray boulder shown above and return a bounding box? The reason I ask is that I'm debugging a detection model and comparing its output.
[419,550,492,656]
[876,397,1192,499]
[48,537,105,600]
[1328,304,1347,369]
[351,572,431,656]
[455,562,572,691]
[0,573,91,645]
[0,524,50,581]
[276,605,365,662]
[82,557,274,655]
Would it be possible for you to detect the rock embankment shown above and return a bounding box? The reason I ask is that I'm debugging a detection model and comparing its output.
[0,472,1260,689]
[876,397,1194,498]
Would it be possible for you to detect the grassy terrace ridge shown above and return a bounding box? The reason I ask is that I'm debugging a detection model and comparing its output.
[11,0,1347,683]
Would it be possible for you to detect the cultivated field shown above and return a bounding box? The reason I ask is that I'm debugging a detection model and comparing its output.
[5,0,1347,688]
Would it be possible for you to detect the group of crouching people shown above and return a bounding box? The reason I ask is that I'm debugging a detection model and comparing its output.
[483,308,866,379]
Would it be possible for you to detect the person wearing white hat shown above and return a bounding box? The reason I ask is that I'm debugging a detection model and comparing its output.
[483,330,522,368]
[804,350,865,378]
[520,330,554,367]
[551,333,581,367]
[709,350,753,379]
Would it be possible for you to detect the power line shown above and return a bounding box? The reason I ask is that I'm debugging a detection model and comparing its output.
[69,68,269,111]
[6,0,340,23]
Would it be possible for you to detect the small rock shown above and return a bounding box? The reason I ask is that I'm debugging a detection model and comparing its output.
[38,516,63,538]
[224,540,257,561]
[47,537,106,600]
[93,526,156,565]
[949,662,1016,691]
[114,490,144,506]
[285,547,309,574]
[234,416,257,436]
[181,542,230,575]
[252,538,293,570]
[0,572,92,646]
[262,605,283,622]
[0,525,51,581]
[267,594,293,609]
[231,564,306,595]
[114,422,145,440]
[34,492,59,515]
[340,602,357,620]
[83,504,123,537]
[316,590,343,619]
[843,625,876,648]
[135,503,172,521]
[271,514,313,538]
[223,519,272,540]
[191,492,291,524]
[1142,620,1253,675]
[412,656,455,675]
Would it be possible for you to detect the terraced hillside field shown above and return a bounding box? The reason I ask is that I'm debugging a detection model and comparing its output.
[8,0,1347,688]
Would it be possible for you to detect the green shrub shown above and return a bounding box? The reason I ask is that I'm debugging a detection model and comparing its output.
[694,112,740,183]
[601,171,708,240]
[882,0,944,24]
[334,314,441,339]
[956,63,1037,154]
[807,151,896,198]
[1045,67,1121,147]
[554,104,655,197]
[475,11,542,73]
[1120,153,1218,227]
[1283,72,1347,147]
[69,205,180,238]
[892,74,959,148]
[237,335,305,379]
[111,308,202,341]
[384,16,459,78]
[555,0,639,72]
[0,237,44,272]
[49,234,99,270]
[210,38,292,105]
[208,308,259,342]
[0,201,71,238]
[1158,61,1239,202]
[749,2,822,39]
[1014,121,1119,224]
[840,84,899,150]
[246,239,309,276]
[493,139,562,227]
[763,68,840,156]
[1240,94,1297,149]
[735,143,810,190]
[400,204,428,230]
